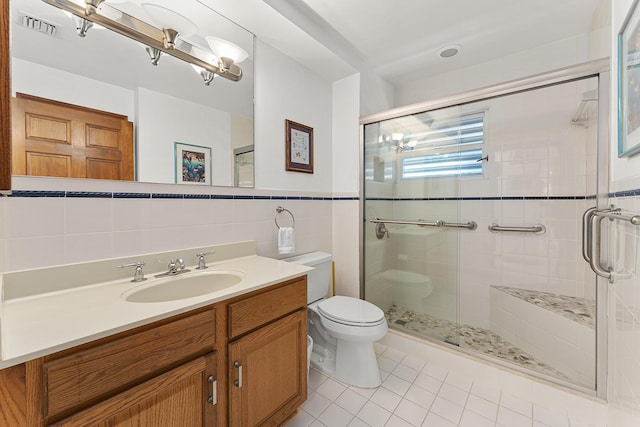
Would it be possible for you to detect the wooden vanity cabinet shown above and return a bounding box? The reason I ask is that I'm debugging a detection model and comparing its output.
[226,278,308,427]
[0,276,308,426]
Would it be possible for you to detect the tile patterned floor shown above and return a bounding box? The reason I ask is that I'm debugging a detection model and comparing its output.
[384,305,569,382]
[284,344,600,427]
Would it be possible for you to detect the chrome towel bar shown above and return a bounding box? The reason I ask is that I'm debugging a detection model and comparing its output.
[488,223,546,234]
[369,218,478,230]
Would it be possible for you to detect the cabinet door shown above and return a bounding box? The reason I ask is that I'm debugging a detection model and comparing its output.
[51,353,217,427]
[229,310,307,427]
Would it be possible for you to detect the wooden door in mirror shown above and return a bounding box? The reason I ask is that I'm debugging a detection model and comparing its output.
[1,0,10,192]
[12,94,134,180]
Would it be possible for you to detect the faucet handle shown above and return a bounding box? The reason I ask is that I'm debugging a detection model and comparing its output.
[117,261,147,283]
[196,251,215,270]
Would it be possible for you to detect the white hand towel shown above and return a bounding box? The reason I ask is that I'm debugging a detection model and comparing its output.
[278,227,295,255]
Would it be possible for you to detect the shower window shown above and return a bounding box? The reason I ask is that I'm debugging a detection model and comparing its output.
[401,111,485,179]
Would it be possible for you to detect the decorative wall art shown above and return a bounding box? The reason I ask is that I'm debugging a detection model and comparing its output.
[285,119,314,173]
[619,0,640,157]
[174,142,211,185]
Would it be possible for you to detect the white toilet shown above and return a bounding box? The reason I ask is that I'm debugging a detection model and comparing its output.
[284,251,388,388]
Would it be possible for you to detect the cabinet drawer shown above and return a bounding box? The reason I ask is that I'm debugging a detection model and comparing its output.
[228,277,306,339]
[43,307,215,419]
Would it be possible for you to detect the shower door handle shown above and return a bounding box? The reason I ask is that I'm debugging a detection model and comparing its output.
[582,207,597,264]
[588,211,613,282]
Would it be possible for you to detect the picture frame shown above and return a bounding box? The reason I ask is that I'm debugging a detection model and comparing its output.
[618,0,640,158]
[174,142,211,185]
[285,119,314,173]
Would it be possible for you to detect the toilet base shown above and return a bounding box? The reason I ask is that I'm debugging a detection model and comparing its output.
[334,340,382,388]
[310,340,382,388]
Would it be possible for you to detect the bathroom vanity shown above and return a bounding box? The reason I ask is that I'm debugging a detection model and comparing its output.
[0,242,311,426]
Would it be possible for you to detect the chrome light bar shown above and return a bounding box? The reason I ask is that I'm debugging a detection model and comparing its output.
[41,0,243,81]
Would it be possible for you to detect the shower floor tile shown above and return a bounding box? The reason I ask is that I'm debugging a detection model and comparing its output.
[385,305,570,381]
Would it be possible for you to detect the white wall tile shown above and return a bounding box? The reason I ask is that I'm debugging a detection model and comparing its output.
[6,197,65,238]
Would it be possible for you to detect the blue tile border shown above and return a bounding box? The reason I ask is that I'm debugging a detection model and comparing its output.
[8,187,632,201]
[8,190,66,197]
[364,195,594,201]
[66,191,112,198]
[611,189,640,198]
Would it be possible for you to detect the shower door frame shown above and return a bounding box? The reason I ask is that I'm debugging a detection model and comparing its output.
[359,58,610,399]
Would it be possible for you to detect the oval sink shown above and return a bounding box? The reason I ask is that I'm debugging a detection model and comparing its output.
[124,270,244,303]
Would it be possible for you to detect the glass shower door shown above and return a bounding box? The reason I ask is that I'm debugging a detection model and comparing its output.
[361,74,601,392]
[362,107,479,345]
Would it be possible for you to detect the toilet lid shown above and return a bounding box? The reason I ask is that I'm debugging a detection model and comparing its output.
[318,296,385,326]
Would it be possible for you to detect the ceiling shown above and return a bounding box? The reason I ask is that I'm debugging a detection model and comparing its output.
[202,0,601,87]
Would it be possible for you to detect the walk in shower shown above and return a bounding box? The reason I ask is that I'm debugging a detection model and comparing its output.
[361,62,609,393]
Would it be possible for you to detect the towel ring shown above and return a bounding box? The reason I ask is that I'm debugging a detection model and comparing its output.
[275,206,295,229]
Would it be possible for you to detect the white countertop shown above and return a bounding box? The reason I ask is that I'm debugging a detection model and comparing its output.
[0,255,312,369]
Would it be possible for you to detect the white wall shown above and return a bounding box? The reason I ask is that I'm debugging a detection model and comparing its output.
[254,41,333,192]
[331,74,361,297]
[136,87,232,186]
[11,58,134,118]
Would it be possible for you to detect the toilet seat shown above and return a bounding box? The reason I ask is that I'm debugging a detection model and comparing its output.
[318,296,385,327]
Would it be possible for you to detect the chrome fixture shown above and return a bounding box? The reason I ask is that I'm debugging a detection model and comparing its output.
[42,0,246,82]
[156,258,189,277]
[583,205,640,283]
[72,15,93,37]
[196,251,215,270]
[144,46,162,66]
[488,223,546,234]
[191,64,216,85]
[571,90,598,127]
[370,217,477,231]
[377,133,417,153]
[118,261,146,282]
[375,222,389,239]
[274,206,295,229]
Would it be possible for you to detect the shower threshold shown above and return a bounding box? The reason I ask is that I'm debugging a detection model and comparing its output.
[385,305,571,383]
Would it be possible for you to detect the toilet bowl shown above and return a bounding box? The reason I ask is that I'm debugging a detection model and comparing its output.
[284,251,388,388]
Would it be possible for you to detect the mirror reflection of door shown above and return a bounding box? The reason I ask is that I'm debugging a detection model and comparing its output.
[234,146,254,188]
[11,93,134,180]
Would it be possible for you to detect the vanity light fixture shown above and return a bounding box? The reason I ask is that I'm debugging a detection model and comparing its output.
[205,36,248,75]
[141,3,197,50]
[71,14,92,37]
[42,0,244,81]
[145,45,162,65]
[191,64,215,86]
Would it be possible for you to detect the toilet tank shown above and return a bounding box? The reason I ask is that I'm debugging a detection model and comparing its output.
[283,251,332,304]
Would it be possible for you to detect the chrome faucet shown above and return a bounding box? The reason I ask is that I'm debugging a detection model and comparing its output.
[166,258,186,275]
[118,261,146,283]
[196,251,215,270]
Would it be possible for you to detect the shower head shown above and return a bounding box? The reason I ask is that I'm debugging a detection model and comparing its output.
[571,90,598,126]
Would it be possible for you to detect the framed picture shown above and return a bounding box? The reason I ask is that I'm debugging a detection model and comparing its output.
[285,119,314,173]
[174,142,211,185]
[618,0,640,157]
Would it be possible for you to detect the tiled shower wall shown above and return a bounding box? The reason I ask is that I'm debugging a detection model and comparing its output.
[0,177,339,274]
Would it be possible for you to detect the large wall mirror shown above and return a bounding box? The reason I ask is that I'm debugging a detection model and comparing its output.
[6,0,254,188]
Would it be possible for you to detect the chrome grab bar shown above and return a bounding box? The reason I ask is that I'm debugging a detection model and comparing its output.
[369,218,477,230]
[488,223,546,234]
